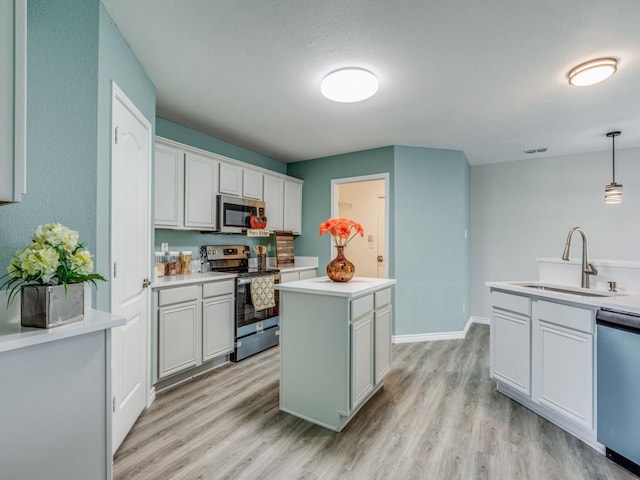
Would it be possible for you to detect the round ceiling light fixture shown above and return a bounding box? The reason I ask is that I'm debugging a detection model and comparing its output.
[320,68,379,103]
[567,57,618,86]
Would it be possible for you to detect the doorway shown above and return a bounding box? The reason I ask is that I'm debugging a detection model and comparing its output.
[331,174,389,278]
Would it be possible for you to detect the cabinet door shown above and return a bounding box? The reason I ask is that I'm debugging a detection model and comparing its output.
[533,320,593,429]
[490,308,530,396]
[158,301,200,378]
[202,295,234,361]
[283,180,302,234]
[219,162,242,196]
[298,269,317,280]
[154,143,184,227]
[351,313,374,410]
[280,272,299,283]
[374,305,392,384]
[263,175,284,231]
[242,169,263,199]
[184,153,218,230]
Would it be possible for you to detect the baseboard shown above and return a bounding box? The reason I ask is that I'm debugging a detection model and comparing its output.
[392,316,488,344]
[146,386,156,408]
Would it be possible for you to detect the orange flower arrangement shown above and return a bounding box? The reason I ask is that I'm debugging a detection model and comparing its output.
[318,217,364,247]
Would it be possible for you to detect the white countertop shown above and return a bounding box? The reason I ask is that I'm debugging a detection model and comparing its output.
[0,309,126,354]
[487,280,640,315]
[275,276,396,299]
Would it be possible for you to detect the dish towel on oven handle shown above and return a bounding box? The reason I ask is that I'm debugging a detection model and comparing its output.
[250,275,276,311]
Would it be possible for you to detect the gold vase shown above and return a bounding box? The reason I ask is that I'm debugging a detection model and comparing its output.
[326,245,355,282]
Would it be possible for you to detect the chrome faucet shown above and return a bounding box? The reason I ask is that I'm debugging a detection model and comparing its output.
[561,227,598,288]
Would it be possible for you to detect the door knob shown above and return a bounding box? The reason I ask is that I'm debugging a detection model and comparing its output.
[142,278,151,289]
[377,255,383,263]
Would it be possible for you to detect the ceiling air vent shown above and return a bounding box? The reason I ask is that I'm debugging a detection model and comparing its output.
[523,147,548,154]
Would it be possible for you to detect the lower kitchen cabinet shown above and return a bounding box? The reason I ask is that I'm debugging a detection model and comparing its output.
[202,294,234,361]
[154,279,235,384]
[278,278,396,431]
[158,300,200,379]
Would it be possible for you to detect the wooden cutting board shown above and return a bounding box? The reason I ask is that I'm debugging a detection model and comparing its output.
[275,231,295,267]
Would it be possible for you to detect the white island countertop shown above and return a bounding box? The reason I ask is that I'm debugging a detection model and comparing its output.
[275,276,396,299]
[0,309,125,354]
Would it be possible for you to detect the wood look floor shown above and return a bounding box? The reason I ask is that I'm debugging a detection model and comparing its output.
[114,325,635,480]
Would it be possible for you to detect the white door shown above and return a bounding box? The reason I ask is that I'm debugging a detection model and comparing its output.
[111,83,152,453]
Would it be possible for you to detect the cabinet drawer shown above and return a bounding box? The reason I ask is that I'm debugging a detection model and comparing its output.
[535,300,594,334]
[202,280,235,298]
[351,294,374,321]
[492,291,530,316]
[158,285,199,306]
[375,288,391,309]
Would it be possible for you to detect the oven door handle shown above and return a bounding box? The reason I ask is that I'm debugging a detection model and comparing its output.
[236,276,280,286]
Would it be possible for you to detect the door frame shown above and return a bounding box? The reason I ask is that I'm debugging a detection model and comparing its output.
[110,81,154,407]
[331,173,389,278]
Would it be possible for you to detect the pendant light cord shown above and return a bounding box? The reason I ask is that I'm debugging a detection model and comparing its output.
[612,133,616,183]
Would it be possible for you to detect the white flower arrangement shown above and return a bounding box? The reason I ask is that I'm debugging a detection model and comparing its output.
[1,223,106,304]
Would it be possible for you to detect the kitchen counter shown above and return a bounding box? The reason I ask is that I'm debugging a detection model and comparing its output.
[486,280,640,315]
[275,276,396,299]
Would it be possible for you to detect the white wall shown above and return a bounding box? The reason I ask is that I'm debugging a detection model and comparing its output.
[337,180,385,277]
[471,147,640,319]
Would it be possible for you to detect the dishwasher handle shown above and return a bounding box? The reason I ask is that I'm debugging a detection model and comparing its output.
[596,309,640,334]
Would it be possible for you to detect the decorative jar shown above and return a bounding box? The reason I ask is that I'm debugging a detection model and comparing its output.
[326,245,355,282]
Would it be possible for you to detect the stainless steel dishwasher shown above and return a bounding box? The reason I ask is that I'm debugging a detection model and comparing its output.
[596,309,640,476]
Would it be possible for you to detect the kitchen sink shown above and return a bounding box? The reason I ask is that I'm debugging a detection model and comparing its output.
[515,283,617,297]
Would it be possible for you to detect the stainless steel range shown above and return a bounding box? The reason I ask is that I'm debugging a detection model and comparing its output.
[201,245,280,362]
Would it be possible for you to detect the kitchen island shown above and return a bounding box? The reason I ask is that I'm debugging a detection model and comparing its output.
[276,276,396,431]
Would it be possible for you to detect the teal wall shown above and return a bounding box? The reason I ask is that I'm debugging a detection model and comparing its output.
[156,118,286,175]
[287,145,470,336]
[96,3,156,309]
[286,147,395,272]
[0,0,100,285]
[393,146,470,335]
[0,0,156,311]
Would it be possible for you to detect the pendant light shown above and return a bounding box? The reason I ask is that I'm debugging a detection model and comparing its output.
[605,131,622,204]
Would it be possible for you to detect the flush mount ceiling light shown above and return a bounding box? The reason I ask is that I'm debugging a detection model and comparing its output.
[320,68,379,103]
[605,131,623,204]
[567,57,618,86]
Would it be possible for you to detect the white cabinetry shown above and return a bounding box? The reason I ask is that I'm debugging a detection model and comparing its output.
[242,169,263,199]
[157,285,200,379]
[184,153,218,229]
[155,279,235,384]
[154,142,184,227]
[351,311,374,409]
[219,162,242,196]
[263,175,284,231]
[532,300,594,429]
[154,140,218,231]
[284,180,303,234]
[202,281,235,361]
[280,268,317,283]
[0,0,26,204]
[374,288,392,383]
[490,291,531,396]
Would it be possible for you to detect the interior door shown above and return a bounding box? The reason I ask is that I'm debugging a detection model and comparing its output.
[376,195,386,278]
[111,83,151,453]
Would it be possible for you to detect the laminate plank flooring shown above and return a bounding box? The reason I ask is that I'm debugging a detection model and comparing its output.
[114,325,635,480]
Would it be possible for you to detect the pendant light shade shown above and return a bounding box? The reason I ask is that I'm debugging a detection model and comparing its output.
[605,131,622,204]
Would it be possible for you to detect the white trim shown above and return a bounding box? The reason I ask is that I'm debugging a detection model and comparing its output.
[330,173,390,278]
[13,0,27,200]
[147,386,156,408]
[392,316,487,343]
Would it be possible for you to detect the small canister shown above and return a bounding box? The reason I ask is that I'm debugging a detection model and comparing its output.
[154,252,165,277]
[165,251,179,276]
[179,251,192,275]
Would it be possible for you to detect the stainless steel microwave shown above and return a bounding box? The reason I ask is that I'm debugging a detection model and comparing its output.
[217,195,265,234]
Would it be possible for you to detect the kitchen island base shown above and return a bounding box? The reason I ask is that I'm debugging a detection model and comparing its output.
[277,276,396,432]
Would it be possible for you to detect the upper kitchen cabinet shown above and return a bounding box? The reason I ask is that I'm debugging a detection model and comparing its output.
[154,138,218,231]
[263,174,284,231]
[0,0,26,204]
[154,142,184,227]
[184,153,218,230]
[242,168,263,199]
[284,179,303,234]
[219,163,242,196]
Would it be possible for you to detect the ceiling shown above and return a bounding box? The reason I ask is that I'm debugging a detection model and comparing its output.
[102,0,640,165]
